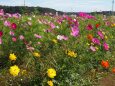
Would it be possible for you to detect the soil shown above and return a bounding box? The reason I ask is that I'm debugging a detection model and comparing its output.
[98,74,115,86]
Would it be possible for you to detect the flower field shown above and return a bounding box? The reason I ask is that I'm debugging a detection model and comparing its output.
[0,9,115,86]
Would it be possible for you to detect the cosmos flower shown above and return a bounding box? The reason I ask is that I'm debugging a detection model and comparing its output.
[34,34,42,39]
[103,42,109,51]
[90,46,96,52]
[12,37,17,42]
[0,31,3,37]
[0,38,2,44]
[92,38,100,45]
[71,26,79,37]
[50,22,55,29]
[4,20,11,27]
[0,9,4,16]
[79,12,95,19]
[9,31,15,36]
[97,31,104,39]
[11,23,17,30]
[86,24,93,30]
[57,35,68,40]
[12,13,21,18]
[19,35,25,40]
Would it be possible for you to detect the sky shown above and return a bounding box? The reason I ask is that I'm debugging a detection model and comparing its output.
[0,0,114,12]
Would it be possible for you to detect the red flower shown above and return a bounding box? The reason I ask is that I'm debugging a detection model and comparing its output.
[101,60,109,68]
[0,31,3,37]
[95,23,100,28]
[11,23,17,30]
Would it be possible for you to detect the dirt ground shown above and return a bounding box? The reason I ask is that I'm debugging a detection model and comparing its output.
[98,74,115,86]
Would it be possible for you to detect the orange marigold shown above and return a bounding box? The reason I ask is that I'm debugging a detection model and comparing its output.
[112,68,115,73]
[101,60,109,68]
[87,34,93,41]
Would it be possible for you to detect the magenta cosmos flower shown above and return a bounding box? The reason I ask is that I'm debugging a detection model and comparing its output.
[0,31,3,37]
[86,24,93,30]
[92,38,100,45]
[97,31,104,39]
[103,42,109,51]
[11,23,17,30]
[71,26,79,37]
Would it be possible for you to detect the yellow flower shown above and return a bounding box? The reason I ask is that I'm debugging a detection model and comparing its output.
[33,52,41,57]
[111,24,115,27]
[52,39,57,43]
[95,47,99,50]
[105,36,108,39]
[47,80,53,86]
[102,31,105,35]
[86,43,90,46]
[67,50,77,58]
[9,65,20,77]
[9,53,17,61]
[91,43,94,45]
[21,69,27,75]
[47,68,56,78]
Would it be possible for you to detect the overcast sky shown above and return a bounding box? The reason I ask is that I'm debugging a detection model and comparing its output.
[0,0,114,12]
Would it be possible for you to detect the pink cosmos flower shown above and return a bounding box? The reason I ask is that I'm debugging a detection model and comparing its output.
[4,20,11,27]
[0,9,4,16]
[19,35,24,40]
[12,37,17,42]
[50,22,55,29]
[9,31,15,36]
[12,13,21,18]
[57,35,64,40]
[34,34,42,38]
[86,24,93,30]
[97,31,104,39]
[71,26,79,37]
[26,45,35,51]
[57,35,68,40]
[11,23,17,30]
[92,38,100,45]
[28,22,32,26]
[90,46,96,52]
[103,42,109,51]
[0,38,2,44]
[63,36,68,40]
[37,42,41,45]
[6,13,12,18]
